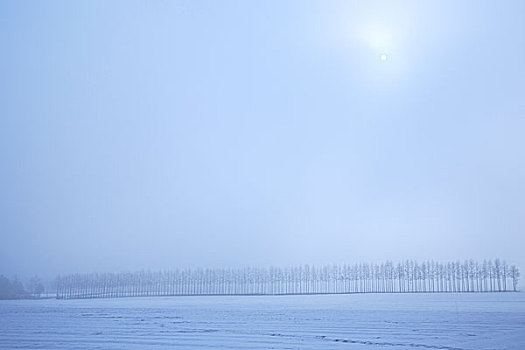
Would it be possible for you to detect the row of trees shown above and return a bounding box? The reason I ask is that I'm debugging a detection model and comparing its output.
[55,259,520,299]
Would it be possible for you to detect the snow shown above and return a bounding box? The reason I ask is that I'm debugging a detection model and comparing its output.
[1,293,524,349]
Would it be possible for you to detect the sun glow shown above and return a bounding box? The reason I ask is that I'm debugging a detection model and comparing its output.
[356,21,396,64]
[363,23,393,50]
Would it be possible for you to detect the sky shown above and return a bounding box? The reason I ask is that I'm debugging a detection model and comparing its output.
[1,0,524,284]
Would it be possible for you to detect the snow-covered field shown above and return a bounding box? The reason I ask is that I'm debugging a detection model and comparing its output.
[1,293,524,349]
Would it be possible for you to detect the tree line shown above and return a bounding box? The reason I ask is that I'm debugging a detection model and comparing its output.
[0,275,45,300]
[55,259,520,299]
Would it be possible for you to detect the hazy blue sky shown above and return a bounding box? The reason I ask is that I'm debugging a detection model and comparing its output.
[1,1,524,282]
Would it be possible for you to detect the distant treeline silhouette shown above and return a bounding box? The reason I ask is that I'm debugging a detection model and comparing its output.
[55,259,520,299]
[0,275,45,300]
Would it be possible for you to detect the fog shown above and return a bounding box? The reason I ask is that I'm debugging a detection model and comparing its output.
[1,1,524,285]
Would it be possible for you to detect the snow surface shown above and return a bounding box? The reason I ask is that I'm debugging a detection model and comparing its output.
[1,293,524,349]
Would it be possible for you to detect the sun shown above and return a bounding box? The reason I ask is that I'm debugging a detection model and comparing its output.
[380,54,388,61]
